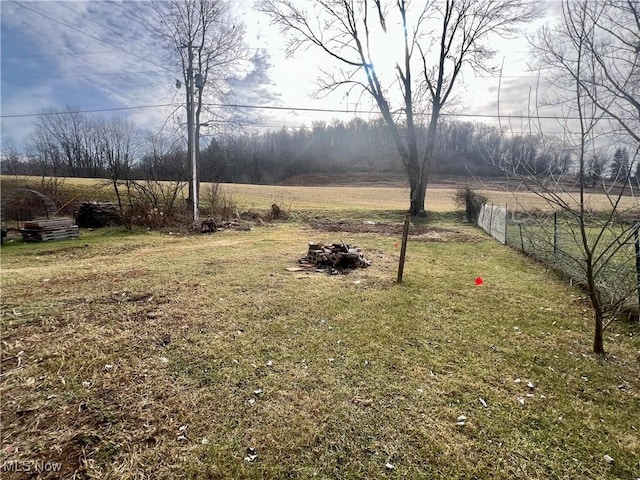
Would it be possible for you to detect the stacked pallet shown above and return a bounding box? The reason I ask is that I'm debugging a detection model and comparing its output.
[300,241,371,271]
[20,218,79,241]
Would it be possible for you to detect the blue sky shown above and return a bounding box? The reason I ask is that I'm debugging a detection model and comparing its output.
[1,1,555,148]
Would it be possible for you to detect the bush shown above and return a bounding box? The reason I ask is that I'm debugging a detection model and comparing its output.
[454,187,488,223]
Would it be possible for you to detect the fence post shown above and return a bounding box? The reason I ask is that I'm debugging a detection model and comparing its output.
[489,203,494,236]
[635,224,640,307]
[519,223,524,253]
[504,203,508,246]
[553,211,559,264]
[396,213,411,284]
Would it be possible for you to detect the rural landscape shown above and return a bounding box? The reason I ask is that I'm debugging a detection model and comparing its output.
[1,175,638,479]
[1,0,639,479]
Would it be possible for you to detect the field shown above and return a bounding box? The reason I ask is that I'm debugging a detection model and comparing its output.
[1,177,639,479]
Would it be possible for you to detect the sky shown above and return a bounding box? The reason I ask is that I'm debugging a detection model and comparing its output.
[0,0,558,150]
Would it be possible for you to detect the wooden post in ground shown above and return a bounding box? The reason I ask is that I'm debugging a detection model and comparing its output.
[397,213,411,283]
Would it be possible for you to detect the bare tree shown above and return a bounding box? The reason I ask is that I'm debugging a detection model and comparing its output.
[147,0,246,212]
[259,0,538,215]
[499,0,640,355]
[96,118,140,228]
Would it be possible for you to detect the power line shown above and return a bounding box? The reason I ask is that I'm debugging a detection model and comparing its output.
[0,104,177,118]
[56,1,170,69]
[11,1,173,73]
[2,50,119,60]
[10,70,168,81]
[2,101,635,124]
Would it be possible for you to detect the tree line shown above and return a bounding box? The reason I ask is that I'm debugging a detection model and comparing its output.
[2,108,637,187]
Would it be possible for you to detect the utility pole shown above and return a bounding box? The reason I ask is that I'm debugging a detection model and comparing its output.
[186,41,199,224]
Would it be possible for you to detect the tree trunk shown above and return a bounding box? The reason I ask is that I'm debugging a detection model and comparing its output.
[593,309,604,355]
[409,104,440,216]
[587,273,605,355]
[409,178,427,216]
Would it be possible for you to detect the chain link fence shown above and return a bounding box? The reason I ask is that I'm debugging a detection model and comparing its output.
[478,203,640,311]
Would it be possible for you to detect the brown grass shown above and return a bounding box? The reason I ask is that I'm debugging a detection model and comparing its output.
[1,176,639,479]
[1,221,639,479]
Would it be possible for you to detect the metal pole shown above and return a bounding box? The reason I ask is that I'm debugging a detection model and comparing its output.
[504,203,508,245]
[553,211,558,263]
[634,224,640,307]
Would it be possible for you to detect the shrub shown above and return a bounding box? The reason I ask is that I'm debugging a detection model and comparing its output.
[454,187,488,223]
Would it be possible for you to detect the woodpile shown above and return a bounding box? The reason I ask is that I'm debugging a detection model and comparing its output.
[298,241,371,272]
[75,202,121,228]
[20,218,79,241]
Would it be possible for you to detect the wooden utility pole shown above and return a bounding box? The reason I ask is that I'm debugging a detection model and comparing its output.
[186,41,199,223]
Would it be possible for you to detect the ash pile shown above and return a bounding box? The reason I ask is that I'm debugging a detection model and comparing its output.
[299,241,371,274]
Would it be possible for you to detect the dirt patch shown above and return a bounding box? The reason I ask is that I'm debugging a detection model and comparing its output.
[308,220,482,243]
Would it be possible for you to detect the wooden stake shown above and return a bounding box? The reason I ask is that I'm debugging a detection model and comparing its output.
[396,213,411,283]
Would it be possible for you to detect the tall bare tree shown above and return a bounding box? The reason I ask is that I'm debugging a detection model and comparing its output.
[260,0,538,214]
[147,0,246,211]
[500,0,640,355]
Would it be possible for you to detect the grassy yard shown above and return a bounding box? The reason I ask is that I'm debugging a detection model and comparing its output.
[1,209,639,479]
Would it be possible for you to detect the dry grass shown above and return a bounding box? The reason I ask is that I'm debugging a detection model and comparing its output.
[2,176,636,219]
[1,217,639,479]
[218,182,639,214]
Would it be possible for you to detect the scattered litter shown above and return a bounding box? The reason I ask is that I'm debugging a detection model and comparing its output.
[82,381,92,388]
[179,425,188,432]
[265,360,273,367]
[177,435,188,442]
[385,462,395,470]
[201,438,210,445]
[603,454,614,464]
[247,398,256,405]
[244,447,258,462]
[581,376,588,381]
[456,415,467,426]
[329,358,335,363]
[479,397,488,408]
[253,388,263,395]
[103,364,113,371]
[514,378,521,384]
[527,381,535,390]
[517,397,525,406]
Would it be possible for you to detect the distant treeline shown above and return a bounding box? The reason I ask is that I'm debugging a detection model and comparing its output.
[1,108,636,184]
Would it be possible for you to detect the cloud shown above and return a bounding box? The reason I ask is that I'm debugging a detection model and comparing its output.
[1,1,180,142]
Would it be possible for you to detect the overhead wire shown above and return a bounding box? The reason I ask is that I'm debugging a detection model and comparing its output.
[10,1,173,73]
[1,101,632,123]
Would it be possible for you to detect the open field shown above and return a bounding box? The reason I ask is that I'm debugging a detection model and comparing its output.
[2,192,639,479]
[1,175,638,220]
